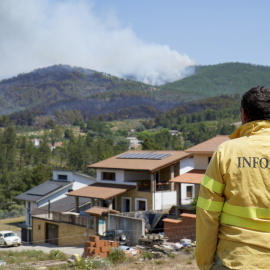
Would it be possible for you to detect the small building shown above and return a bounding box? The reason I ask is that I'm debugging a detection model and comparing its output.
[126,137,142,149]
[169,130,180,136]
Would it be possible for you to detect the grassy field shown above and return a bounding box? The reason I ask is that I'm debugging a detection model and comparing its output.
[0,216,25,232]
[109,119,147,131]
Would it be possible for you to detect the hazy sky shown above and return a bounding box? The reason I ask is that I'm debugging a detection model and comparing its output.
[1,0,269,85]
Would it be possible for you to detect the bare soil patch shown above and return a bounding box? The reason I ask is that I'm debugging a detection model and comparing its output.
[110,249,199,270]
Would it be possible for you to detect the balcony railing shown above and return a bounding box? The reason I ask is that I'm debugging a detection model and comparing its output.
[32,208,94,229]
[137,180,172,192]
[156,182,171,191]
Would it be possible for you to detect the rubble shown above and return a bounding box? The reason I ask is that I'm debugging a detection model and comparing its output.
[138,233,168,246]
[180,238,192,246]
[151,251,166,259]
[134,236,195,259]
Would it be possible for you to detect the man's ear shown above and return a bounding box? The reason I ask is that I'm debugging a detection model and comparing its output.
[241,108,248,124]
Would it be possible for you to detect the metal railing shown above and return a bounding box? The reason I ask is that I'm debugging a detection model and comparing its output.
[156,182,171,191]
[118,208,171,218]
[32,208,95,228]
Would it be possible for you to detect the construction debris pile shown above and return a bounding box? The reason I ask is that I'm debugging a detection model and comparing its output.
[134,234,196,258]
[82,234,196,261]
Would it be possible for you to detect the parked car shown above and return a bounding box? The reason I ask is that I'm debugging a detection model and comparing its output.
[0,231,21,247]
[100,230,130,245]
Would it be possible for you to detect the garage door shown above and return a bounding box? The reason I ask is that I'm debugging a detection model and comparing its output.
[46,223,59,245]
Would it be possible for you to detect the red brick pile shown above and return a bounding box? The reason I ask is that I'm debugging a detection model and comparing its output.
[84,235,119,258]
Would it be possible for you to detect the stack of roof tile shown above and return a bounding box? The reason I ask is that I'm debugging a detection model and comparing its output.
[84,235,119,258]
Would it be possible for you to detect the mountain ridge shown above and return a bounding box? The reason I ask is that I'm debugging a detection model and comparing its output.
[0,63,270,118]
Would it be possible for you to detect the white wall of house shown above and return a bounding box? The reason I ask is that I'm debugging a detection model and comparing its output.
[180,157,194,175]
[52,170,96,183]
[181,184,195,205]
[194,155,211,169]
[179,157,195,204]
[53,170,74,181]
[97,169,136,186]
[72,172,96,188]
[153,191,177,210]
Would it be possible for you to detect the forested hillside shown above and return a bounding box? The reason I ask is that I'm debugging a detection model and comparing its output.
[160,63,270,102]
[0,63,269,119]
[0,65,176,117]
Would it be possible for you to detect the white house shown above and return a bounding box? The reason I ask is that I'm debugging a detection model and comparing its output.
[15,169,96,227]
[67,150,193,213]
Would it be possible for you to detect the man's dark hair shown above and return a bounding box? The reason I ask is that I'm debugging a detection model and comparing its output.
[241,86,270,122]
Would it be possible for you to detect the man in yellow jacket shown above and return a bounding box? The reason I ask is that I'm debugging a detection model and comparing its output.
[195,86,270,270]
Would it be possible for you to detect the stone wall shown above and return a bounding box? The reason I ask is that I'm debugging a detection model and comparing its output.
[116,189,153,212]
[163,213,196,242]
[32,217,95,246]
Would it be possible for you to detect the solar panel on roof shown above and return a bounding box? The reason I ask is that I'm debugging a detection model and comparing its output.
[117,152,171,160]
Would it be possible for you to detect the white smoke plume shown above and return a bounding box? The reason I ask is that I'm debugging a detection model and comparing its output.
[0,0,196,85]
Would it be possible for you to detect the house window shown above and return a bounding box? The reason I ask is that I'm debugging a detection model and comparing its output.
[135,198,147,211]
[137,181,151,192]
[58,174,67,180]
[186,186,193,198]
[38,225,41,231]
[102,172,115,181]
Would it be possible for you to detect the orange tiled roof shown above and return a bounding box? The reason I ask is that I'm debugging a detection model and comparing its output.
[88,150,191,172]
[85,206,120,216]
[170,169,205,184]
[66,182,135,200]
[185,135,229,154]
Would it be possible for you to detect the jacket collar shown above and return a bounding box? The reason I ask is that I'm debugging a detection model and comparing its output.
[229,120,270,139]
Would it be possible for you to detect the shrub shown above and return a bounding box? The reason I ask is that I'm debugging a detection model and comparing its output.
[107,248,126,265]
[49,250,67,260]
[169,253,176,259]
[141,251,154,260]
[72,256,109,269]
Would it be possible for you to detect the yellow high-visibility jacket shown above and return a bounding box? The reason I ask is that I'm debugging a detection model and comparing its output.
[195,120,270,270]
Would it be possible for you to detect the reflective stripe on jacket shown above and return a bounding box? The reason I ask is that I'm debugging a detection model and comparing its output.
[195,120,270,270]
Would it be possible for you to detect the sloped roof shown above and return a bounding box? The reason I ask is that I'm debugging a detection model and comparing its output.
[170,169,205,184]
[88,150,191,172]
[39,196,90,212]
[185,135,229,154]
[85,206,120,216]
[66,182,136,200]
[15,180,73,202]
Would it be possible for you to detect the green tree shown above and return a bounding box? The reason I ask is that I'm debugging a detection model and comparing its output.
[141,137,162,150]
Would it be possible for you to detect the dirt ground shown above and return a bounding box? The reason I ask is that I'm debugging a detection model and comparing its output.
[4,244,199,269]
[110,249,199,270]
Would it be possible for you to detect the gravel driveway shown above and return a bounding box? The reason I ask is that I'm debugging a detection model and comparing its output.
[2,243,84,257]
